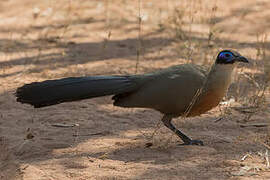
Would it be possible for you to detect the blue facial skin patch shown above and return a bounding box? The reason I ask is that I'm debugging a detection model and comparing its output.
[217,51,235,64]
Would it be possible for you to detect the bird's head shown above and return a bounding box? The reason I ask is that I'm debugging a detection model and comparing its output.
[216,50,248,64]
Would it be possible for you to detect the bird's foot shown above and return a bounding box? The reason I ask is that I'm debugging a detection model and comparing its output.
[179,139,204,146]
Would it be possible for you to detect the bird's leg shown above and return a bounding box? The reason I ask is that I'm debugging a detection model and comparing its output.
[161,115,203,146]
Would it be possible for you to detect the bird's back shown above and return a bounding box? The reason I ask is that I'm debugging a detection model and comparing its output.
[114,64,208,115]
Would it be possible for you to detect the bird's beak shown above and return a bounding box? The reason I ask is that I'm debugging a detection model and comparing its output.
[235,56,249,63]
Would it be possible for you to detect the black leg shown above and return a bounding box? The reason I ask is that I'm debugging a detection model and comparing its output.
[161,115,203,146]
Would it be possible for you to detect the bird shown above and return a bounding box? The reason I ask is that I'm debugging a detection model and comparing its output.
[15,50,248,146]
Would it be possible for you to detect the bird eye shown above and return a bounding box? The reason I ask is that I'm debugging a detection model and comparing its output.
[219,52,233,59]
[217,51,236,64]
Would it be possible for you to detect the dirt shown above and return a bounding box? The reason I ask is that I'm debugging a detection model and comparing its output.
[1,0,270,179]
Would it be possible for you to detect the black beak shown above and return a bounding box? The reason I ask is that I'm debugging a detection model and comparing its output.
[235,56,249,63]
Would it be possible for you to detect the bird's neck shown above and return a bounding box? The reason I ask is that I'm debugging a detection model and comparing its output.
[204,63,236,92]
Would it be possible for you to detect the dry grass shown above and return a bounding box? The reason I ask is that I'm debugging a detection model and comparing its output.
[1,0,270,179]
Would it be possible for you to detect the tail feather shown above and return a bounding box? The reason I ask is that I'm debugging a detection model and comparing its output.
[16,76,138,108]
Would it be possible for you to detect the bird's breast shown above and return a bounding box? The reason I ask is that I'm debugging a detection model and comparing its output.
[187,64,235,116]
[188,88,226,116]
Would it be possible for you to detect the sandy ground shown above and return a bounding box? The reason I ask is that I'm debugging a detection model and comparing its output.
[1,0,270,179]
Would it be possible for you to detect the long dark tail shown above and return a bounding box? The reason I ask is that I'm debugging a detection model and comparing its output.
[15,76,138,108]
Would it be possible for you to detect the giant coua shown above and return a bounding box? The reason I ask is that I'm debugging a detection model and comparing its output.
[16,50,248,145]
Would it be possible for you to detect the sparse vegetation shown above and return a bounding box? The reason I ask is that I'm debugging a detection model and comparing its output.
[1,0,270,179]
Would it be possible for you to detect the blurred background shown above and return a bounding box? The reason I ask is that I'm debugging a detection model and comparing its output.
[1,0,270,179]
